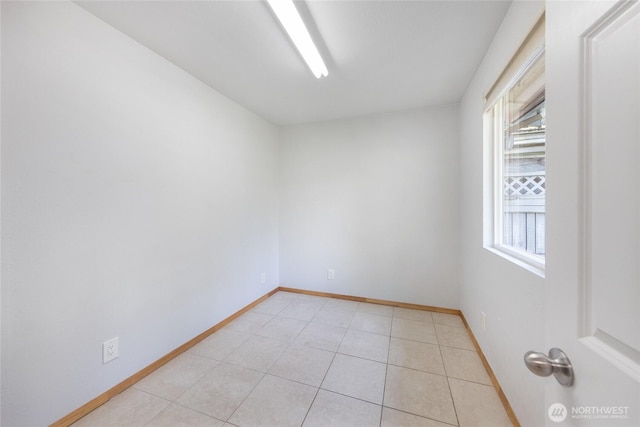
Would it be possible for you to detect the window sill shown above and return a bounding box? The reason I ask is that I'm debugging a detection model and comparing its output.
[485,245,545,278]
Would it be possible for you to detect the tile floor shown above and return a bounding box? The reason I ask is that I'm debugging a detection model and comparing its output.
[72,291,513,427]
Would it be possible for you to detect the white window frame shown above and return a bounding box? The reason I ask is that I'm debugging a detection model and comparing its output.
[485,47,546,275]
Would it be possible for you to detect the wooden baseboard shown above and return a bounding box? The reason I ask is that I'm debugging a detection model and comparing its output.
[459,313,521,427]
[52,286,519,427]
[277,286,461,315]
[49,288,279,427]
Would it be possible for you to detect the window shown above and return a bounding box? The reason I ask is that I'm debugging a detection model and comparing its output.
[484,15,545,271]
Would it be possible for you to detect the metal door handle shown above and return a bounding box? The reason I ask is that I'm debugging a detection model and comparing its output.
[524,348,574,386]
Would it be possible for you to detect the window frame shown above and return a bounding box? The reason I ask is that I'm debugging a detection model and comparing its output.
[485,47,546,274]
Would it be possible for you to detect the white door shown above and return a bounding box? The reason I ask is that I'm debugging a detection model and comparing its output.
[543,0,640,425]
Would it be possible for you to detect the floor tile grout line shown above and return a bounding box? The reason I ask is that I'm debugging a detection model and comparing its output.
[262,369,326,390]
[346,324,393,339]
[224,369,269,424]
[164,399,227,424]
[331,354,386,368]
[300,321,351,427]
[389,317,440,346]
[299,384,322,426]
[256,295,327,426]
[223,303,302,424]
[381,405,460,427]
[177,360,268,422]
[308,309,355,329]
[438,341,461,427]
[385,361,448,379]
[316,388,383,408]
[120,389,171,427]
[379,320,393,427]
[336,332,390,364]
[448,376,498,387]
[438,343,478,351]
[134,356,221,404]
[389,335,440,346]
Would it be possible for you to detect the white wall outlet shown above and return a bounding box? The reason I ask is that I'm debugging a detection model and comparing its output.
[260,272,266,284]
[103,337,119,364]
[481,311,486,332]
[327,268,335,280]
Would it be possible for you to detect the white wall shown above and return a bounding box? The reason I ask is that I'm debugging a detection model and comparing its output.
[0,2,3,422]
[0,2,279,426]
[458,1,546,426]
[279,105,460,309]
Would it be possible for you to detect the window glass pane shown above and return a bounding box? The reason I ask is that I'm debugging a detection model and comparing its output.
[499,54,545,257]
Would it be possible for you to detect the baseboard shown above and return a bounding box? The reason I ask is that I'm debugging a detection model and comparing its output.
[51,286,519,427]
[49,287,280,427]
[278,286,461,315]
[459,313,521,427]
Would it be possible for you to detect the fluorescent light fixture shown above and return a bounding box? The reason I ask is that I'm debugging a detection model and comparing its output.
[267,0,328,78]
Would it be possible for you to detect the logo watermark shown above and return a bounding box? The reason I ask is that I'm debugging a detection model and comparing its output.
[549,403,630,422]
[548,403,567,422]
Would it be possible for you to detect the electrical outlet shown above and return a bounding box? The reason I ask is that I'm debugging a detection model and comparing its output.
[260,272,266,284]
[481,312,486,332]
[103,337,119,364]
[327,268,335,280]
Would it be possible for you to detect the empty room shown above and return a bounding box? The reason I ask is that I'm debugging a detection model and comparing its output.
[1,0,639,426]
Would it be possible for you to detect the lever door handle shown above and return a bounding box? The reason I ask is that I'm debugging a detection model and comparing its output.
[524,348,574,386]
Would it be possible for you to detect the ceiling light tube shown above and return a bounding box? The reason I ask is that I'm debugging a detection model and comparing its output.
[267,0,328,78]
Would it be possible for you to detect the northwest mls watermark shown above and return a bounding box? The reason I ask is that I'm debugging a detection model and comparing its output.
[548,403,630,423]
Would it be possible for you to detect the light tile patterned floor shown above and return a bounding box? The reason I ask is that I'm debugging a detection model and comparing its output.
[72,291,513,427]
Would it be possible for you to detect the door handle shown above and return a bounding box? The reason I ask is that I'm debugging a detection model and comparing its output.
[524,348,574,386]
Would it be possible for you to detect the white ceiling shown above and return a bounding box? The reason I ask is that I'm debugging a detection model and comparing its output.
[76,0,511,125]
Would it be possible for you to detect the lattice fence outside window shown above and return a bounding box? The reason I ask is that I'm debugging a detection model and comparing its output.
[504,172,546,198]
[502,172,546,255]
